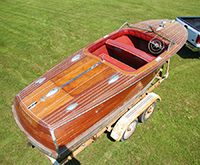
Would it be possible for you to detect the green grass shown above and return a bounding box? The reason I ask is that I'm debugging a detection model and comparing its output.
[0,0,199,164]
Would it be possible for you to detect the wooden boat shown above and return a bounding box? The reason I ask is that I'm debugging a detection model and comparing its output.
[12,19,187,160]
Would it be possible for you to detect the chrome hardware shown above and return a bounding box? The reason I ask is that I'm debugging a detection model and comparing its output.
[155,57,162,62]
[66,103,78,111]
[71,54,81,62]
[28,101,37,109]
[103,34,109,38]
[46,87,59,98]
[41,97,46,102]
[108,75,119,84]
[35,77,45,84]
[118,22,129,31]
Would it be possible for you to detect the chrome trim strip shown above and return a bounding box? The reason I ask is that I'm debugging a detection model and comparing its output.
[50,130,59,152]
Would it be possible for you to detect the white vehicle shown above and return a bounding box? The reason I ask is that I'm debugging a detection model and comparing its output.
[176,16,200,52]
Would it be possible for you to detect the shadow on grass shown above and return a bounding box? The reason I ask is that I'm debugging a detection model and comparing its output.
[104,131,116,142]
[177,45,200,59]
[66,157,81,165]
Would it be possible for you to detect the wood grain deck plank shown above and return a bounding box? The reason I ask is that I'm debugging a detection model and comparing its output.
[22,81,52,104]
[53,58,100,87]
[51,56,91,82]
[69,67,116,96]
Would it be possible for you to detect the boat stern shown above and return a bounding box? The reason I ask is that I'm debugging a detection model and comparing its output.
[11,83,70,159]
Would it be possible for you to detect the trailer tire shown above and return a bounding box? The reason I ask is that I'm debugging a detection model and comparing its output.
[138,101,156,123]
[120,118,138,141]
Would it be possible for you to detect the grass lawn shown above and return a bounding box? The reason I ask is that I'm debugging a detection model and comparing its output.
[0,0,199,164]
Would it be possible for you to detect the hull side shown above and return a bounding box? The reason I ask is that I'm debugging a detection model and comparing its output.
[53,67,160,155]
[13,96,57,157]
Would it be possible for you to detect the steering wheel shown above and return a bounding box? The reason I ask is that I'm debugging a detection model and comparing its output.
[148,37,164,54]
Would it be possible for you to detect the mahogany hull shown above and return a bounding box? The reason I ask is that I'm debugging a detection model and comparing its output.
[54,67,160,154]
[12,19,188,159]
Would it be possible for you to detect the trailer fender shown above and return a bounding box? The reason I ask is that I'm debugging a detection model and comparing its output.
[111,92,161,141]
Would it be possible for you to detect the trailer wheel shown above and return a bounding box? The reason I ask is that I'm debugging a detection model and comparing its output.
[138,101,156,123]
[120,118,138,141]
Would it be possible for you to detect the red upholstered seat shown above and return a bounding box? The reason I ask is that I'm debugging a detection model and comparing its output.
[98,53,135,72]
[105,39,155,62]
